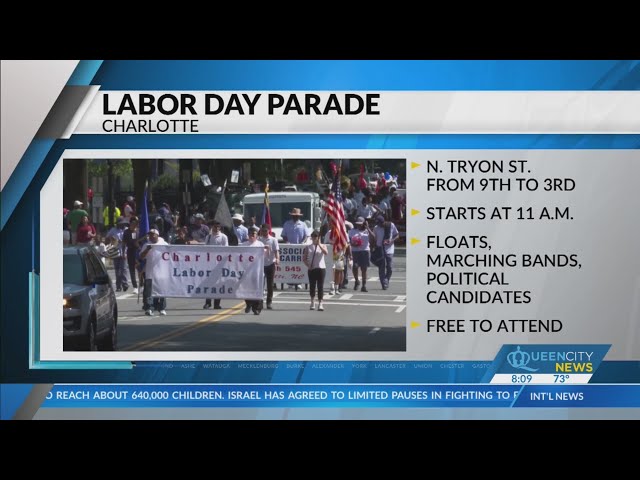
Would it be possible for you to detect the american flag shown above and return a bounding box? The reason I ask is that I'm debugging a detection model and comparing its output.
[325,162,348,253]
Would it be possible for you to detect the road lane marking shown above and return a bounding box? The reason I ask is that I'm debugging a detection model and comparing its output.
[122,302,245,351]
[395,305,406,313]
[273,300,405,309]
[369,327,381,334]
[278,293,406,303]
[393,296,406,302]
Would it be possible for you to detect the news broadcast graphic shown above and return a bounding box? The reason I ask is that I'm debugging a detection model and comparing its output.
[1,60,640,420]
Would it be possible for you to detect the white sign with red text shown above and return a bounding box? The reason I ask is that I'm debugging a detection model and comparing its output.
[148,245,264,299]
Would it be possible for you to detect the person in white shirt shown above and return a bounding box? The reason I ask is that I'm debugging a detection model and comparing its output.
[348,217,376,292]
[202,220,229,310]
[303,230,328,311]
[323,222,352,295]
[232,213,249,243]
[258,224,280,310]
[140,228,169,316]
[242,226,266,315]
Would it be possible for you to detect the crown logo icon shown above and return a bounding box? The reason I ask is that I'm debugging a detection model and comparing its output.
[507,346,539,372]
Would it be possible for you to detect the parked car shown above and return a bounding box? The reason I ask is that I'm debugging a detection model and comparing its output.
[63,247,118,351]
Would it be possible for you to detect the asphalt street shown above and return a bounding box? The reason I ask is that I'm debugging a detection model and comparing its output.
[115,253,406,351]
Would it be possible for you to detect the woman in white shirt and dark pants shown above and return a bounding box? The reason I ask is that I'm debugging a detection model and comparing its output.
[303,230,328,311]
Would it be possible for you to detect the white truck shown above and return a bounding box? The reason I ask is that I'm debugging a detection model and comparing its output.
[242,191,322,241]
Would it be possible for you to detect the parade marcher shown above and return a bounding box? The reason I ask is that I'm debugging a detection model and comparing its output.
[303,230,328,311]
[348,217,376,293]
[122,217,140,294]
[67,200,88,245]
[75,215,97,246]
[259,223,280,310]
[106,216,130,291]
[95,235,110,266]
[324,222,352,296]
[241,226,266,315]
[102,201,121,232]
[281,208,308,244]
[373,215,399,290]
[187,213,210,243]
[245,215,258,230]
[202,220,228,310]
[377,187,392,220]
[140,228,168,316]
[123,196,136,220]
[357,195,380,221]
[172,227,189,245]
[390,186,404,224]
[343,191,357,223]
[282,207,308,290]
[63,208,71,246]
[157,202,175,240]
[232,213,249,243]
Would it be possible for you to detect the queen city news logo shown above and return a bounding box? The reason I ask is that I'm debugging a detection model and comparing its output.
[506,346,594,373]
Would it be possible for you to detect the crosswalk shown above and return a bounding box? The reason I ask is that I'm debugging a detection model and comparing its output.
[269,291,406,313]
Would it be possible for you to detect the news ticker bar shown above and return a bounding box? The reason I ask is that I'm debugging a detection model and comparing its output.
[41,384,640,408]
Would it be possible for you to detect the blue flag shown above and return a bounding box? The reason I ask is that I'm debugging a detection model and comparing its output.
[139,183,150,238]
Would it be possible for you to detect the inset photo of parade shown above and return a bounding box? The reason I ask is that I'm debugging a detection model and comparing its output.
[61,158,407,352]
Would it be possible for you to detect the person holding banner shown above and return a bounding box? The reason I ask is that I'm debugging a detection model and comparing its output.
[140,228,169,316]
[303,230,328,311]
[242,226,266,315]
[202,220,228,310]
[259,223,279,310]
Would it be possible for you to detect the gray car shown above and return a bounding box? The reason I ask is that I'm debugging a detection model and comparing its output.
[63,247,118,351]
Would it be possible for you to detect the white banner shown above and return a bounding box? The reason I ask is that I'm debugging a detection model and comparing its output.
[276,244,334,284]
[73,91,640,134]
[149,245,264,299]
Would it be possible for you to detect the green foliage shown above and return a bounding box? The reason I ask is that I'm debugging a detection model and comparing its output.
[88,159,132,178]
[151,173,179,191]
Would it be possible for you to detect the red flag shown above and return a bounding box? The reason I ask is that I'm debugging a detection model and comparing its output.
[358,163,367,190]
[325,164,348,253]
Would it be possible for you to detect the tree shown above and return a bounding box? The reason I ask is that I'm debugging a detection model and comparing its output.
[87,159,132,179]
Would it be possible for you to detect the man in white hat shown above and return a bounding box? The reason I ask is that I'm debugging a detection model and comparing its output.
[282,207,307,244]
[281,207,308,290]
[67,200,88,245]
[232,213,248,243]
